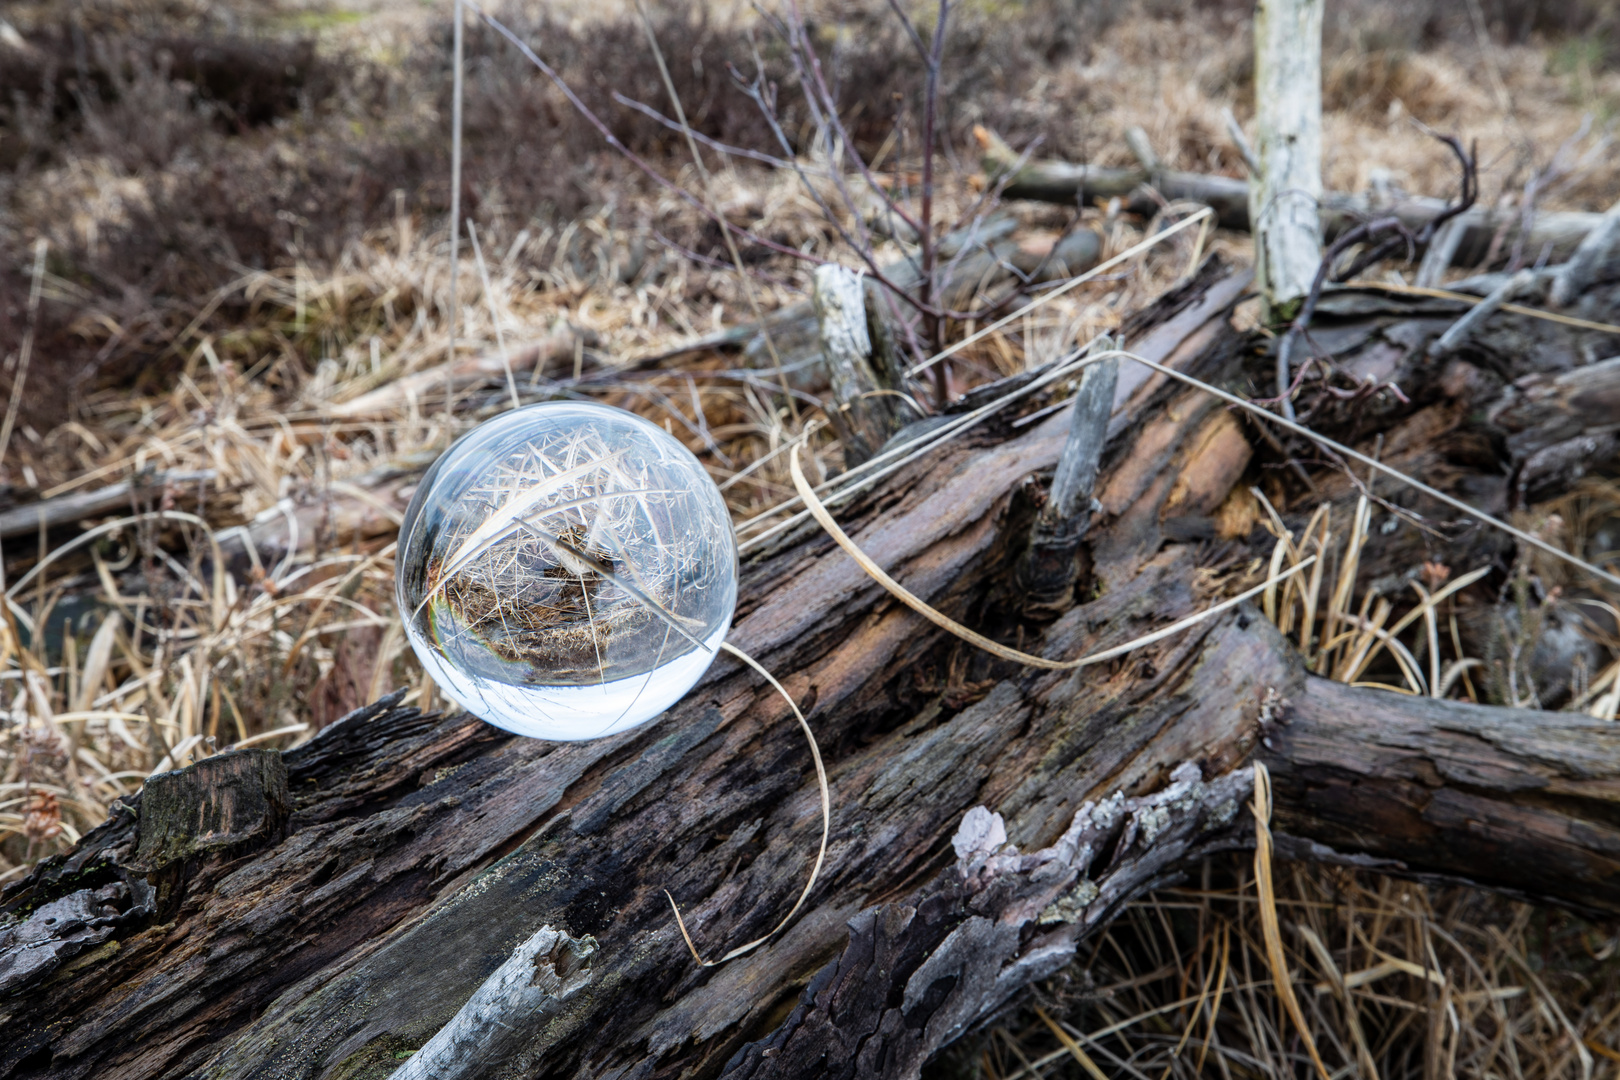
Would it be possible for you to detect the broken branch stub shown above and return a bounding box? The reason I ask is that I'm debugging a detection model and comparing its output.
[1251,0,1324,319]
[387,925,597,1080]
[813,264,914,467]
[1020,346,1118,617]
[1551,197,1620,308]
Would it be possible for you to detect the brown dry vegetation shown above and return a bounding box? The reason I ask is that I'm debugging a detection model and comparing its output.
[4,0,1620,1075]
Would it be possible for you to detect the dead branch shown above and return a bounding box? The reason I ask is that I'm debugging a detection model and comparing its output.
[978,127,1610,273]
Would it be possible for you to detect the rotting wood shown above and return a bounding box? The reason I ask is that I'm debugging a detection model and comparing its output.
[1266,675,1620,917]
[1018,340,1116,617]
[127,749,288,874]
[5,259,1620,1080]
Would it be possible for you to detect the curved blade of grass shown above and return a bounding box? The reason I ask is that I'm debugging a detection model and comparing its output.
[1252,761,1333,1080]
[666,640,830,968]
[789,445,1315,671]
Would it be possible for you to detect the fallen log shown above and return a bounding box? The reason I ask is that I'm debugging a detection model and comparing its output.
[0,470,216,541]
[5,259,1620,1080]
[326,322,595,419]
[977,127,1610,272]
[214,452,438,570]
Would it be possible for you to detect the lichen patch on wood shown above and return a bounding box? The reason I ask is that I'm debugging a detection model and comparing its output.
[131,751,290,872]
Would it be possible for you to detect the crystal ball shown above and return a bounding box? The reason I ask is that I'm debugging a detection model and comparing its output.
[396,401,738,741]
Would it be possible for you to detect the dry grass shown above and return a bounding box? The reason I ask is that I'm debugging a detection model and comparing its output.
[0,159,1214,881]
[4,0,1620,1068]
[928,505,1620,1080]
[932,864,1620,1080]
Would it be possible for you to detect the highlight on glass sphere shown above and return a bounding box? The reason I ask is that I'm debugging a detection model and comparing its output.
[395,401,739,741]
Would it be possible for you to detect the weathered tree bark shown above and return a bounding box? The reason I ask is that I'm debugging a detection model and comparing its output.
[1267,676,1620,917]
[6,259,1620,1080]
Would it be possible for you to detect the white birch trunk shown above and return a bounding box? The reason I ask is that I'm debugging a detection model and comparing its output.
[1251,0,1324,319]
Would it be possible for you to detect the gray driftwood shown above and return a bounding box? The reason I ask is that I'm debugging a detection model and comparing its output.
[1426,269,1538,358]
[1551,197,1620,308]
[6,259,1620,1080]
[979,130,1611,272]
[0,470,216,541]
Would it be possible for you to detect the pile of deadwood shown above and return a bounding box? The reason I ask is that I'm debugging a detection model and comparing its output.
[4,146,1620,1080]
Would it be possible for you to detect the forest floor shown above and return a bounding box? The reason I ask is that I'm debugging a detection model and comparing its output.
[4,0,1620,1075]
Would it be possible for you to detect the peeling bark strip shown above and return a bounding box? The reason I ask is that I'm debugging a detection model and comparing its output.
[130,750,288,872]
[7,262,1620,1080]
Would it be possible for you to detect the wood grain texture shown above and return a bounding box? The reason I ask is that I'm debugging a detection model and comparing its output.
[1267,675,1620,916]
[1251,0,1324,312]
[6,263,1620,1080]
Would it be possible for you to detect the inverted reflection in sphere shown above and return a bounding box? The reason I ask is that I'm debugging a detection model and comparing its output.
[396,401,738,740]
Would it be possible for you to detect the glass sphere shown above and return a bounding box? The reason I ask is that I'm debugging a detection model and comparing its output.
[396,401,738,741]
